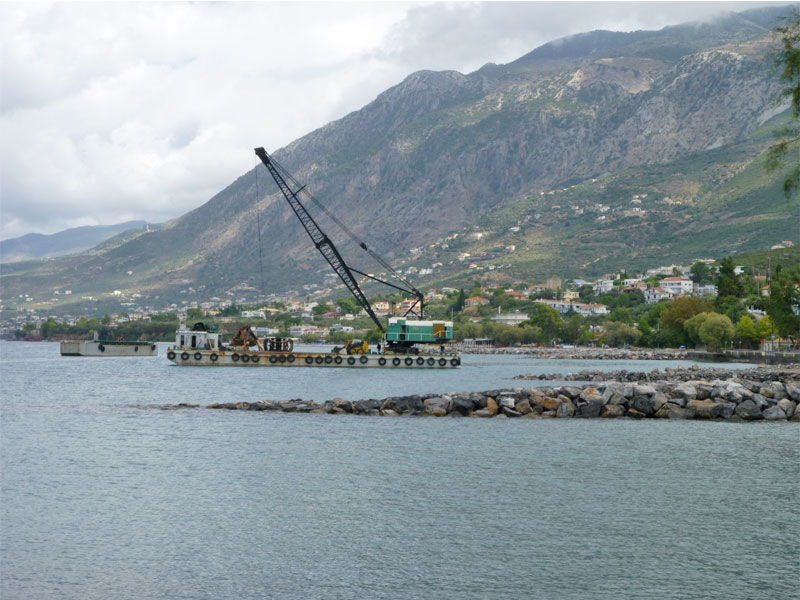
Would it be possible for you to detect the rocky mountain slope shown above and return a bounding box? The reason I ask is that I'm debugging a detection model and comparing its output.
[2,5,796,312]
[0,221,148,264]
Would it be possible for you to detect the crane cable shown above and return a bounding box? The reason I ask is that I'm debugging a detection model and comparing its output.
[268,156,420,297]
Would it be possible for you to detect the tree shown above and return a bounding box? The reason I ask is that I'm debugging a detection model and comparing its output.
[755,315,777,340]
[735,315,759,348]
[766,8,800,199]
[766,265,800,340]
[524,303,563,343]
[661,297,712,333]
[608,307,632,324]
[715,258,743,300]
[684,312,712,346]
[689,261,712,285]
[603,322,640,347]
[698,313,735,352]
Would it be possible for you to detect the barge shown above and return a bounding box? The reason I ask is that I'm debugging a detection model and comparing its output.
[60,337,158,357]
[166,322,460,368]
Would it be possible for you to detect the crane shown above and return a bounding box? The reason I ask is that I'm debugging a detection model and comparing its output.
[254,147,443,351]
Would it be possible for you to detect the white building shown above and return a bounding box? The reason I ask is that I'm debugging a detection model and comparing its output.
[693,284,717,297]
[659,277,693,296]
[241,310,266,319]
[645,287,672,304]
[492,311,528,326]
[593,280,616,294]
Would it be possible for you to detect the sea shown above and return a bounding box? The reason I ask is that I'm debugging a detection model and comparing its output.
[1,341,797,600]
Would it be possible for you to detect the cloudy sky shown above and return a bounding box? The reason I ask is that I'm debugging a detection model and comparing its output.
[0,1,790,240]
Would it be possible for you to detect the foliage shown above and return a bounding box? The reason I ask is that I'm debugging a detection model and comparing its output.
[602,322,640,347]
[766,264,800,340]
[523,303,563,342]
[660,297,713,333]
[697,313,735,352]
[715,257,744,300]
[683,312,712,346]
[689,261,713,285]
[767,8,800,199]
[735,315,759,348]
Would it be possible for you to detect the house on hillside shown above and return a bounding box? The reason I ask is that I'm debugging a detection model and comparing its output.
[465,296,490,308]
[644,287,672,304]
[492,311,528,326]
[660,277,693,295]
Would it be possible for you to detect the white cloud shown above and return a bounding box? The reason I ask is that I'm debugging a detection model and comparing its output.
[0,1,789,240]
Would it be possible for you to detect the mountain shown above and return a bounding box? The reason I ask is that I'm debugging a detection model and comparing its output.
[1,5,797,315]
[0,221,149,264]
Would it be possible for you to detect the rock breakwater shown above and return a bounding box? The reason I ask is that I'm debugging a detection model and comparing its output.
[204,373,800,421]
[461,346,687,360]
[516,365,800,384]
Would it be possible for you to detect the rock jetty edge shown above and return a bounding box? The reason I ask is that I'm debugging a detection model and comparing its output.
[198,367,800,421]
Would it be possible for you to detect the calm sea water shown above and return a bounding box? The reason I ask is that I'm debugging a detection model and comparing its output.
[1,341,797,599]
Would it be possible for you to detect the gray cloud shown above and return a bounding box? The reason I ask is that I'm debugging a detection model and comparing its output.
[0,1,790,240]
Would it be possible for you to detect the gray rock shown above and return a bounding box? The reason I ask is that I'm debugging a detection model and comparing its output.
[633,394,658,416]
[556,401,576,418]
[515,398,533,415]
[450,395,476,416]
[734,399,764,421]
[718,402,737,419]
[669,395,688,408]
[687,399,721,420]
[425,396,452,415]
[777,399,797,418]
[498,396,517,410]
[791,405,800,422]
[600,404,626,418]
[786,383,800,403]
[673,383,697,401]
[751,394,769,410]
[634,384,656,397]
[763,405,788,421]
[576,402,602,418]
[667,406,695,419]
[579,387,604,404]
[767,382,788,401]
[561,386,583,400]
[694,384,712,400]
[626,408,646,419]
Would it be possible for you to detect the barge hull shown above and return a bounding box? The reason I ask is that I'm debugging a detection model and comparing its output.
[60,341,158,357]
[167,349,459,368]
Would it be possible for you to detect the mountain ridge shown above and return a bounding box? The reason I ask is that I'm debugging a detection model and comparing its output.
[1,4,796,315]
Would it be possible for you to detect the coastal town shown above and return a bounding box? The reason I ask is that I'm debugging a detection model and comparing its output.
[4,247,796,355]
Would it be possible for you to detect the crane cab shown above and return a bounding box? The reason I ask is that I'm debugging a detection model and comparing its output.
[385,317,453,344]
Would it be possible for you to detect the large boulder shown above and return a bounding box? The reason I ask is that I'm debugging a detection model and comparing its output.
[777,399,797,418]
[672,383,698,402]
[386,395,424,414]
[600,404,626,418]
[557,401,576,418]
[450,395,475,416]
[576,402,602,418]
[686,399,722,420]
[763,405,788,421]
[717,402,737,419]
[515,398,533,415]
[498,396,517,411]
[633,393,658,416]
[786,383,800,403]
[734,399,764,421]
[579,387,604,404]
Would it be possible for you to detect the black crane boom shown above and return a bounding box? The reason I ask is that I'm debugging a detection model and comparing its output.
[254,147,387,333]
